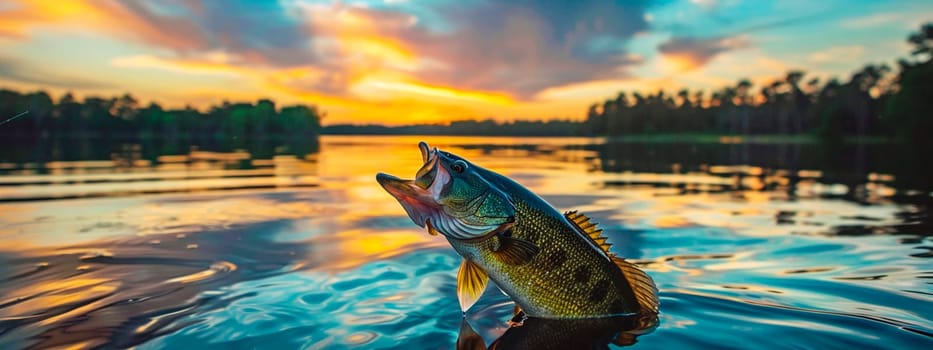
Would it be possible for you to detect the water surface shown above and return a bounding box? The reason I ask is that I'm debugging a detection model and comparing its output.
[0,135,930,349]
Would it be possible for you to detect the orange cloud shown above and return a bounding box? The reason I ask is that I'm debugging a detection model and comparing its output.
[1,0,657,125]
[657,35,750,72]
[351,79,513,105]
[105,53,518,125]
[0,0,203,50]
[0,0,759,125]
[659,54,704,73]
[99,3,523,124]
[0,0,99,38]
[296,1,650,99]
[111,54,241,76]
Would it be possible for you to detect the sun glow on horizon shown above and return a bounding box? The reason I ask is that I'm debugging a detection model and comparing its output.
[0,0,930,125]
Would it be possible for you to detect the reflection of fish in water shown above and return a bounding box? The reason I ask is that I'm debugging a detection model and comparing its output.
[377,142,658,318]
[457,310,659,350]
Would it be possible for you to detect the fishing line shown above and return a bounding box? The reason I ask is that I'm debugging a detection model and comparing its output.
[0,110,29,126]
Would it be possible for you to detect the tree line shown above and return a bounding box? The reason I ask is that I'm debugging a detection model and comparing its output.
[0,92,323,140]
[583,23,932,144]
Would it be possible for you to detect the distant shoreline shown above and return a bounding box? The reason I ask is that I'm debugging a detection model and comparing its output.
[1,131,894,144]
[321,132,892,144]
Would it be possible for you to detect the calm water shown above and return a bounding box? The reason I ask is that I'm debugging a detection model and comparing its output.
[0,135,930,349]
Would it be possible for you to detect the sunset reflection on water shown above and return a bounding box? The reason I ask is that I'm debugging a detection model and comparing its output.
[0,136,930,349]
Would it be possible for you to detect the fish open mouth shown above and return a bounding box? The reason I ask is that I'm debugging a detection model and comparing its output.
[376,141,444,229]
[376,172,434,228]
[377,141,506,239]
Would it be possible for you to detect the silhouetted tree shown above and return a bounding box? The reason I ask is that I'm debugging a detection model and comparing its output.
[884,23,933,145]
[0,91,323,141]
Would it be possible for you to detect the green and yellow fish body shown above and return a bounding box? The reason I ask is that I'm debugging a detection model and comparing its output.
[377,142,658,318]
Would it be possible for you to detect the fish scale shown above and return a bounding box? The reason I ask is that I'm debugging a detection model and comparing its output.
[447,181,639,318]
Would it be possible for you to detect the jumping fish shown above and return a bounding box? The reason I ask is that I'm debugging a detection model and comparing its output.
[376,142,658,318]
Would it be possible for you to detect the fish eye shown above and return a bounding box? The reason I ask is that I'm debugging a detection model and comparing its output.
[451,160,467,173]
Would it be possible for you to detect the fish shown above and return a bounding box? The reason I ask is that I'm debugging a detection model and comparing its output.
[376,141,658,318]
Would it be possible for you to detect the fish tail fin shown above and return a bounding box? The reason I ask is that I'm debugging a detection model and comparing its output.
[612,256,659,314]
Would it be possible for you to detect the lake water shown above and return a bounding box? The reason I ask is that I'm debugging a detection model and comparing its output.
[0,135,930,349]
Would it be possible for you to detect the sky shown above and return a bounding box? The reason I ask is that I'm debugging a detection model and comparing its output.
[0,0,931,125]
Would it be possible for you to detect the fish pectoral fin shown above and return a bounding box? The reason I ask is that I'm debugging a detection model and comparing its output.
[491,236,539,265]
[612,256,660,314]
[457,259,489,312]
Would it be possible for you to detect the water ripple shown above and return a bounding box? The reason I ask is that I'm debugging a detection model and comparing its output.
[1,136,931,349]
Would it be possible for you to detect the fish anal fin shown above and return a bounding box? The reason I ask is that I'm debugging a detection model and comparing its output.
[612,256,660,314]
[491,236,539,265]
[457,259,489,312]
[564,210,613,254]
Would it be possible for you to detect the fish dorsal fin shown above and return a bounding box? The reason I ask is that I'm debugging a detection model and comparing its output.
[564,210,612,254]
[457,259,489,312]
[612,256,660,314]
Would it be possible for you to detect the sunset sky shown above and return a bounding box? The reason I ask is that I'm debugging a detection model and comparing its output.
[0,0,931,125]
